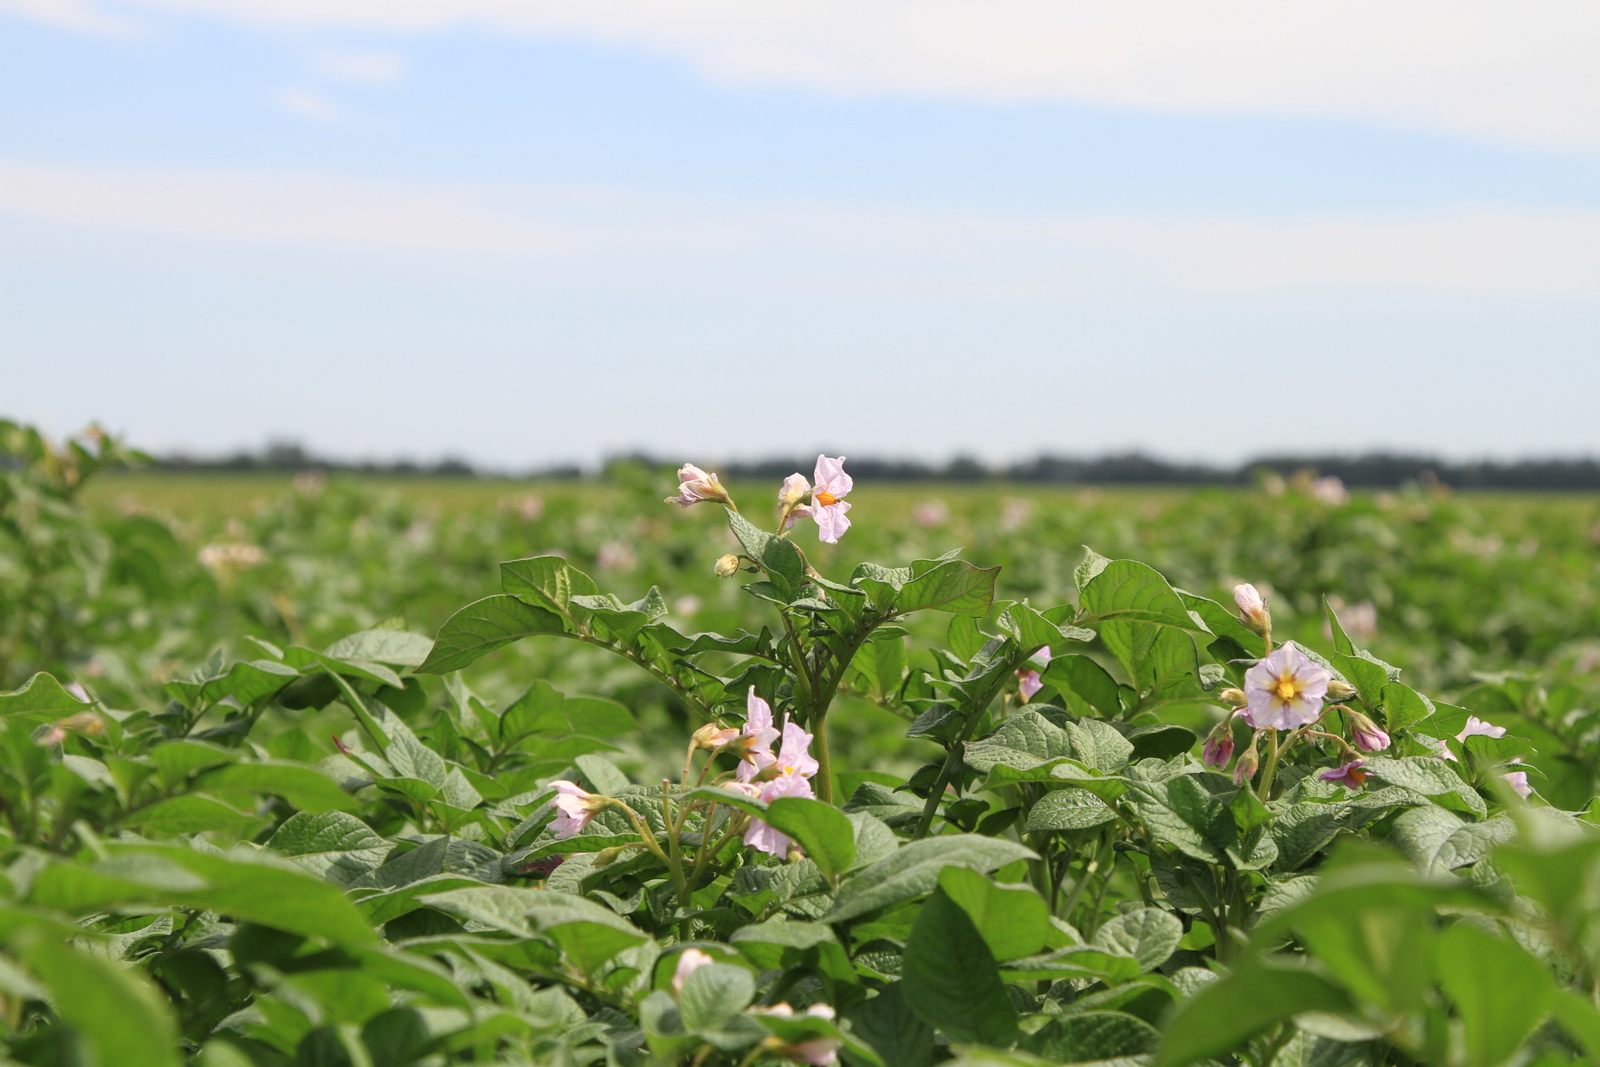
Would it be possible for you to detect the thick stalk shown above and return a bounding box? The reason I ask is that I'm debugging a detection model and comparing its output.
[1255,729,1282,801]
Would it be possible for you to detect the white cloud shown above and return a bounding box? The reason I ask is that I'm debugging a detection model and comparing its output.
[275,87,342,122]
[15,0,1600,152]
[4,157,1600,299]
[0,0,138,34]
[313,49,406,84]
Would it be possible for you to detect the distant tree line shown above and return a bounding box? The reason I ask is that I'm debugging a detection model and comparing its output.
[147,443,1600,490]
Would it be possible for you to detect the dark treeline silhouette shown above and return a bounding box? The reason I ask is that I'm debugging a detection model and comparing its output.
[146,443,1600,490]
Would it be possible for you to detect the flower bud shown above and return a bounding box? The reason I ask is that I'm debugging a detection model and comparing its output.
[1201,720,1235,770]
[692,722,740,751]
[1325,679,1358,700]
[665,464,729,508]
[1232,743,1260,786]
[714,554,740,578]
[1233,583,1272,635]
[1347,709,1391,752]
[1217,687,1248,707]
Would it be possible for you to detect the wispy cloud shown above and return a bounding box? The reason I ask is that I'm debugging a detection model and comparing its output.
[275,87,342,122]
[12,1,1600,152]
[4,157,1600,299]
[312,49,406,84]
[0,0,138,35]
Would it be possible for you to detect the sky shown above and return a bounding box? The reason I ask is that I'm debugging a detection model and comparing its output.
[4,1,1600,468]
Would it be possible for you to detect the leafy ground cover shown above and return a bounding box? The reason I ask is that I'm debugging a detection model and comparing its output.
[7,423,1600,1066]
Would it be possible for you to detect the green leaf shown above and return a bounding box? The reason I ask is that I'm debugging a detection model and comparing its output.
[269,811,391,886]
[846,982,935,1067]
[826,835,1037,923]
[1042,655,1122,718]
[31,845,379,945]
[1180,590,1266,658]
[1437,922,1553,1067]
[763,797,856,883]
[1391,808,1516,877]
[1323,595,1355,656]
[897,558,1001,617]
[1024,789,1117,833]
[1382,683,1435,730]
[1074,548,1111,591]
[727,512,804,595]
[678,963,756,1034]
[1023,1011,1159,1063]
[1126,773,1276,870]
[1156,957,1353,1067]
[18,930,180,1067]
[417,595,568,674]
[1364,757,1487,818]
[199,659,302,706]
[500,555,599,617]
[1091,908,1182,972]
[1328,652,1392,707]
[124,794,262,837]
[0,672,90,716]
[937,867,1052,961]
[730,921,854,987]
[324,629,435,667]
[194,761,361,814]
[902,888,1017,1046]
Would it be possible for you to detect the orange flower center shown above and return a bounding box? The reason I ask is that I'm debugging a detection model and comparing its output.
[1346,767,1368,785]
[815,490,838,507]
[1274,675,1302,702]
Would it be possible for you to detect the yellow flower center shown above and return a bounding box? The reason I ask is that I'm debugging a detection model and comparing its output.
[815,490,838,507]
[1274,675,1302,702]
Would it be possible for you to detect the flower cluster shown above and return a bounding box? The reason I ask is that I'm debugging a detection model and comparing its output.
[667,455,856,545]
[730,689,821,856]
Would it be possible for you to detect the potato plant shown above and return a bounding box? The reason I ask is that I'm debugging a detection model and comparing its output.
[0,451,1596,1067]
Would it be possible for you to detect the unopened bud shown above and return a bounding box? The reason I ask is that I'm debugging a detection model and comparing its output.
[1217,687,1248,707]
[591,847,625,868]
[714,554,740,578]
[1232,743,1260,786]
[1347,709,1391,753]
[1325,679,1358,700]
[692,722,740,751]
[1202,720,1235,770]
[1233,583,1272,635]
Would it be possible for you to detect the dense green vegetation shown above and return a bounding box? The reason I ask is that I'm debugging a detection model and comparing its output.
[8,421,1600,1067]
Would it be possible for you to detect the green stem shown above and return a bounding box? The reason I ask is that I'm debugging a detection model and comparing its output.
[1256,730,1282,801]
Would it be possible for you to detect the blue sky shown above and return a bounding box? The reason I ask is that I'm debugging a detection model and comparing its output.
[5,2,1600,466]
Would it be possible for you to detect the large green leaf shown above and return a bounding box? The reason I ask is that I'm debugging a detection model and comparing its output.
[763,797,856,883]
[825,836,1036,923]
[0,672,91,717]
[18,931,181,1067]
[937,866,1052,961]
[902,888,1017,1046]
[1023,1011,1159,1063]
[500,555,599,617]
[727,512,804,595]
[418,595,568,674]
[194,761,361,814]
[1156,957,1353,1067]
[1437,923,1553,1067]
[1091,908,1182,972]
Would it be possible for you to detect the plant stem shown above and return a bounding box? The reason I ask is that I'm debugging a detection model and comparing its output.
[1256,729,1282,801]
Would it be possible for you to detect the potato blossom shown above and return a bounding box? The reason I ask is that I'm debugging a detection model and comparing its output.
[734,689,783,782]
[664,464,728,508]
[1319,759,1368,790]
[1242,645,1331,730]
[1017,647,1052,700]
[671,948,715,993]
[808,456,853,543]
[549,781,607,839]
[1347,709,1391,752]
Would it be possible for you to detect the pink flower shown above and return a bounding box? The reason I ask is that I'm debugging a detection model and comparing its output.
[773,721,820,779]
[743,771,815,856]
[1504,770,1533,799]
[734,689,782,783]
[1348,709,1391,752]
[809,456,853,544]
[1319,759,1368,790]
[664,464,728,508]
[671,948,716,993]
[1017,648,1052,700]
[549,780,606,838]
[1242,646,1331,730]
[1456,716,1506,742]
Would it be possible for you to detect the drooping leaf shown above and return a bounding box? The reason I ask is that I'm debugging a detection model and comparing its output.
[902,888,1017,1046]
